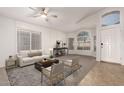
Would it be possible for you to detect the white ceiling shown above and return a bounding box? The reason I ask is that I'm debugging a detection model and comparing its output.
[0,7,103,32]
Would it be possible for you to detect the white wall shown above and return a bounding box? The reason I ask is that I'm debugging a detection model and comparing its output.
[0,16,66,67]
[120,8,124,65]
[0,16,16,67]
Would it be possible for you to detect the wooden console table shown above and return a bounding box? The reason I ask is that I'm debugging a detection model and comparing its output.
[53,47,68,57]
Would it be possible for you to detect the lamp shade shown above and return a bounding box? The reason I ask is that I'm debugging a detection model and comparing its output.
[49,48,53,51]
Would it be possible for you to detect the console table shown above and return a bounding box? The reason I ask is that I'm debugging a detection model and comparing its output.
[53,47,68,57]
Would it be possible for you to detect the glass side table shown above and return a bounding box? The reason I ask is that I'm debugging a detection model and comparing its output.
[6,56,18,69]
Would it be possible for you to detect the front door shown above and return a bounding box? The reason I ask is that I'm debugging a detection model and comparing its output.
[101,28,120,63]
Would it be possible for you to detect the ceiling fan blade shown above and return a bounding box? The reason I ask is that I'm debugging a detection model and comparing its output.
[50,15,58,18]
[29,7,44,14]
[32,14,41,17]
[37,7,43,10]
[45,18,48,22]
[28,11,41,17]
[29,7,38,11]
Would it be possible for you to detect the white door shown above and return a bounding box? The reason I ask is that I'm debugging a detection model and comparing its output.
[101,28,120,63]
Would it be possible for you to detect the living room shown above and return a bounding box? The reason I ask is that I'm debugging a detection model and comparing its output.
[0,7,124,86]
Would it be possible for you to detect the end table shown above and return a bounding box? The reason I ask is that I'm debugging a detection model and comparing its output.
[6,56,18,69]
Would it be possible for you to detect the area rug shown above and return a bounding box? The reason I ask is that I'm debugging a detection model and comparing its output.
[7,55,97,86]
[7,65,78,86]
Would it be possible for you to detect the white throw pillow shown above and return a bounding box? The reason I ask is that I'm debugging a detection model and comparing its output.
[19,51,29,58]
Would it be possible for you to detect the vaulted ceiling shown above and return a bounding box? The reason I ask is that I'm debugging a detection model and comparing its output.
[0,7,104,32]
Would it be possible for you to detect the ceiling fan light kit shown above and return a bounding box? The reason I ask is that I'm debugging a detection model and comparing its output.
[41,14,47,18]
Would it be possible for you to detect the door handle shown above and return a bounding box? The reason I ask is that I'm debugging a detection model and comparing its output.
[101,43,103,48]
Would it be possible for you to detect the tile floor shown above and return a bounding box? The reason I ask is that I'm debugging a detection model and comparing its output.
[79,62,124,85]
[0,67,10,86]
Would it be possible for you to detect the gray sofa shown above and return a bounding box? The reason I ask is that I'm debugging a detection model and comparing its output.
[17,50,49,67]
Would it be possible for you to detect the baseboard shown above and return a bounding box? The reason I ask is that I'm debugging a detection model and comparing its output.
[96,61,100,63]
[100,61,122,66]
[0,66,5,69]
[0,67,5,69]
[121,63,124,65]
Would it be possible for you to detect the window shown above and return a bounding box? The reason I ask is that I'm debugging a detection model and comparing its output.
[17,31,30,51]
[68,38,74,50]
[31,32,41,50]
[17,28,41,52]
[102,11,120,27]
[77,31,90,50]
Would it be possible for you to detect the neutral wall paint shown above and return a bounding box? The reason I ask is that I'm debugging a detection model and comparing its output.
[0,16,16,67]
[0,16,66,67]
[120,8,124,65]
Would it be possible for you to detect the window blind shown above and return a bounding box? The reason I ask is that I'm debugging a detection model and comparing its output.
[31,32,41,50]
[17,28,41,52]
[17,30,30,51]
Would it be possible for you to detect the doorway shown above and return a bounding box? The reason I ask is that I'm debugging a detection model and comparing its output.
[100,27,120,63]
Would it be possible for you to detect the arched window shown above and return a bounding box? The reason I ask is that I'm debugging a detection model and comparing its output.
[77,31,90,50]
[102,11,120,27]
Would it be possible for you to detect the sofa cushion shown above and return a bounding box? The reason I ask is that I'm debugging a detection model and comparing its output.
[22,57,33,63]
[42,67,51,77]
[64,60,72,66]
[41,55,49,58]
[28,50,42,57]
[32,56,43,62]
[19,51,30,58]
[66,60,72,62]
[64,62,72,66]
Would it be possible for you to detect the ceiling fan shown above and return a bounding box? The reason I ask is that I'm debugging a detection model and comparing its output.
[29,7,58,21]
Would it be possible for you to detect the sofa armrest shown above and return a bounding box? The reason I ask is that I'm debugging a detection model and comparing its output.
[17,55,23,66]
[41,55,50,58]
